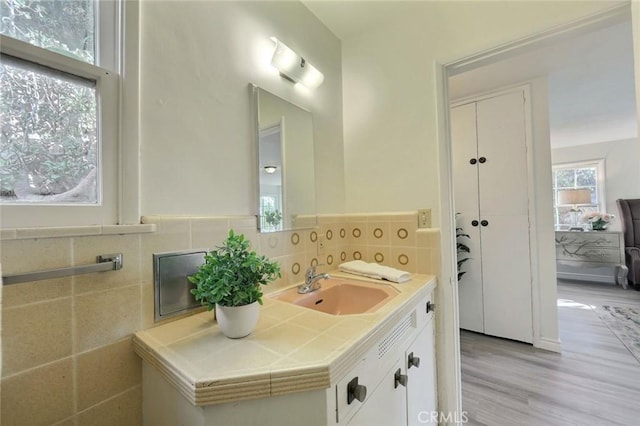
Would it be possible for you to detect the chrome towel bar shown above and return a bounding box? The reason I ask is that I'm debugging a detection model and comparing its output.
[2,253,123,285]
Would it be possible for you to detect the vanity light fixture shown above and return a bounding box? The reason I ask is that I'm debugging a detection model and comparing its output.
[263,165,278,174]
[270,37,324,89]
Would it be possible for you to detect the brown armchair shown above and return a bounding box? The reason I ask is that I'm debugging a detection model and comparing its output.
[616,198,640,289]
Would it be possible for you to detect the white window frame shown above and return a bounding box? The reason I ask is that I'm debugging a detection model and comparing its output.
[552,159,606,227]
[0,0,140,228]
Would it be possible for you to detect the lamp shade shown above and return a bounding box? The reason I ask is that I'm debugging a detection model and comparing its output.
[557,188,591,206]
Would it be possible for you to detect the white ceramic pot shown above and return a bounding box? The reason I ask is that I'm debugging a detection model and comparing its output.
[215,301,260,338]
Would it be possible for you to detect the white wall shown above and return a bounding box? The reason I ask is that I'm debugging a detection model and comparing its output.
[634,1,640,139]
[528,77,561,351]
[552,138,640,230]
[341,0,626,418]
[342,0,624,219]
[139,1,344,216]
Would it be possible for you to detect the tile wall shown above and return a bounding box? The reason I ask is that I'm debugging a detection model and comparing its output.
[0,225,155,426]
[315,213,440,277]
[0,212,439,425]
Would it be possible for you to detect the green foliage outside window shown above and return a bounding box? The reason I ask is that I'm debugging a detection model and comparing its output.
[1,0,98,201]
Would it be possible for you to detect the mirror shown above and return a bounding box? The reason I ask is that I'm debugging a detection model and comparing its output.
[253,86,317,232]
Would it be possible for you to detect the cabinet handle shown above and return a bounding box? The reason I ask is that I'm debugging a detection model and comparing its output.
[469,158,477,165]
[481,220,489,227]
[478,156,487,164]
[347,377,367,404]
[471,220,479,227]
[426,301,435,313]
[394,369,408,388]
[408,352,421,369]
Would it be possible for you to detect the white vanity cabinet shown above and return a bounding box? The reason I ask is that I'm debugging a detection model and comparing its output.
[346,358,407,426]
[340,294,437,426]
[406,320,437,425]
[136,276,437,426]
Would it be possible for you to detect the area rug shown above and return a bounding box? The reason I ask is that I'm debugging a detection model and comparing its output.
[596,305,640,363]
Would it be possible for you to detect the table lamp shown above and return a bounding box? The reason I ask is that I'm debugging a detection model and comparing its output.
[557,188,592,231]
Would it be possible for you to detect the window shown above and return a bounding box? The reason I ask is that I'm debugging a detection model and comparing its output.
[1,56,98,203]
[0,0,128,228]
[552,160,606,228]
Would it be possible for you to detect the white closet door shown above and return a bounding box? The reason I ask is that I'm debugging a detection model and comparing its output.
[480,215,533,342]
[476,91,528,216]
[451,103,484,333]
[476,91,533,343]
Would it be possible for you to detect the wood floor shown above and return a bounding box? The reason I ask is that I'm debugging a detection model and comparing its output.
[460,279,640,426]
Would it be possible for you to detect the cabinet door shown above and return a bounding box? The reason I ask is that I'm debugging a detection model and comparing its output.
[452,90,533,343]
[476,91,528,217]
[480,215,533,342]
[347,359,407,426]
[406,320,437,426]
[451,103,484,333]
[475,91,533,343]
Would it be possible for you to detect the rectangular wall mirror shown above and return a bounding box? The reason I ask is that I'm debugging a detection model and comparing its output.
[252,85,317,233]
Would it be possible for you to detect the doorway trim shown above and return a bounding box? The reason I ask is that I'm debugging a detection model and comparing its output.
[434,2,633,421]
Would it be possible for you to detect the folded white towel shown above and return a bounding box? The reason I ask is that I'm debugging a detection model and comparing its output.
[338,260,412,283]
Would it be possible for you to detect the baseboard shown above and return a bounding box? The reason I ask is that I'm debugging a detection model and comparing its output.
[557,271,616,285]
[534,337,562,353]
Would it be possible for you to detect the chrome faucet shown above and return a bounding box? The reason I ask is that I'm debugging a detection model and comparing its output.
[298,266,330,294]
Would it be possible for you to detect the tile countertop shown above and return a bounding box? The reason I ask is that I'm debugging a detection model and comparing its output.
[133,272,437,406]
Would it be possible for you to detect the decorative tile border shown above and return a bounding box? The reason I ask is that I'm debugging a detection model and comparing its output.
[0,212,439,278]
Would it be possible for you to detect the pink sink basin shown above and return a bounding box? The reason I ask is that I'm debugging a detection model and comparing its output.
[271,278,399,315]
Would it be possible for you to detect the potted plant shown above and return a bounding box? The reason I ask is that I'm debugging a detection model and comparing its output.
[188,230,281,338]
[456,214,471,281]
[583,212,615,231]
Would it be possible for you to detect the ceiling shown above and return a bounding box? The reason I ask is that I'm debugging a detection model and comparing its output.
[302,2,638,149]
[302,1,411,40]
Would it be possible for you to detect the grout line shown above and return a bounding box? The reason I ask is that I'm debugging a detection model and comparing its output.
[51,414,78,426]
[3,278,145,311]
[70,236,79,416]
[1,335,137,381]
[74,384,141,417]
[2,293,73,311]
[73,281,142,299]
[0,355,74,380]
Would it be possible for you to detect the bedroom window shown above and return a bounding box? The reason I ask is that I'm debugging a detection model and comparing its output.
[552,160,606,228]
[0,0,123,227]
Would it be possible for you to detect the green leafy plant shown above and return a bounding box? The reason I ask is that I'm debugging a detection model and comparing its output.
[188,230,281,310]
[456,215,471,281]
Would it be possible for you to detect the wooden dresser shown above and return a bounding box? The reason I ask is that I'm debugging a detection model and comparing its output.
[555,230,628,286]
